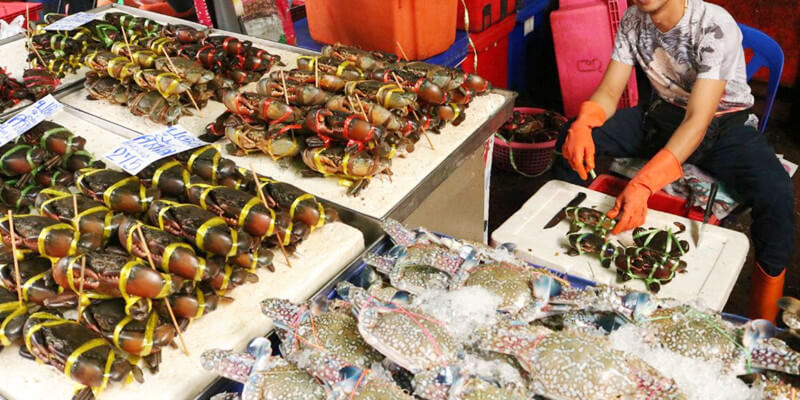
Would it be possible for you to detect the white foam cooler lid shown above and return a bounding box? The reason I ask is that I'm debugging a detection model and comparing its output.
[491,180,749,311]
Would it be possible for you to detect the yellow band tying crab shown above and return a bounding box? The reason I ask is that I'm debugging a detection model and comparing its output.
[296,56,317,70]
[290,194,326,230]
[163,242,202,279]
[21,271,47,303]
[156,72,181,98]
[187,146,221,184]
[336,61,364,79]
[151,160,187,189]
[103,176,145,211]
[132,50,157,68]
[377,84,403,109]
[193,290,206,319]
[75,206,113,242]
[24,312,68,356]
[239,196,265,230]
[0,303,27,346]
[450,103,461,121]
[195,217,231,255]
[113,311,157,356]
[64,338,115,396]
[38,223,78,257]
[215,265,232,296]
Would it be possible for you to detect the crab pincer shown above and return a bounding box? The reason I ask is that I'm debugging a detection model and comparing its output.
[0,143,48,176]
[158,287,220,320]
[146,200,258,267]
[22,311,143,397]
[0,214,97,257]
[75,168,159,214]
[18,121,85,155]
[173,145,239,185]
[81,299,175,372]
[52,249,181,313]
[0,253,60,305]
[117,215,222,281]
[186,182,276,238]
[0,287,29,349]
[35,188,116,248]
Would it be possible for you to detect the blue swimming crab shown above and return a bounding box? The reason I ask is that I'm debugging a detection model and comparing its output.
[564,287,800,377]
[363,243,463,294]
[412,357,530,400]
[201,338,326,400]
[477,322,686,399]
[260,297,383,369]
[336,281,460,374]
[289,348,413,400]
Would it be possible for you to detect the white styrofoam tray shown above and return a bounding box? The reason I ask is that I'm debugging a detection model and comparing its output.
[491,180,749,311]
[0,109,367,400]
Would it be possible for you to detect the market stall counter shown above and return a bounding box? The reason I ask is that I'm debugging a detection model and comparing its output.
[54,4,516,243]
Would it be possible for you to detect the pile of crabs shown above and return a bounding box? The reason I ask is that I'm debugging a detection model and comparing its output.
[203,219,800,400]
[202,43,492,195]
[0,119,340,399]
[28,12,283,125]
[565,206,691,293]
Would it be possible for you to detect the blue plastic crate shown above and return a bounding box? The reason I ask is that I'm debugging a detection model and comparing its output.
[293,18,469,68]
[507,0,550,91]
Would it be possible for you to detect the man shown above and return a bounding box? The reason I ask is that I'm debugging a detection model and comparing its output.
[554,0,794,321]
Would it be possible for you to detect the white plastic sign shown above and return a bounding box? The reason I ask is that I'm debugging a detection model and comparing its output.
[0,94,63,147]
[104,125,207,174]
[45,12,97,31]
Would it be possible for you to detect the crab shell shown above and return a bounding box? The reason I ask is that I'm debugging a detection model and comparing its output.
[261,298,383,368]
[342,283,459,374]
[201,350,326,400]
[478,323,685,400]
[23,312,138,389]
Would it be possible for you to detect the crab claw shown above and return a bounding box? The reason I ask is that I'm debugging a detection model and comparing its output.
[744,319,777,348]
[247,337,273,372]
[622,291,657,321]
[260,298,306,328]
[532,275,562,303]
[381,218,418,247]
[201,349,254,383]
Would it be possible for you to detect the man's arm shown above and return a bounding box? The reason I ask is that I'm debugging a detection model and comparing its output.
[664,78,728,162]
[589,60,634,122]
[607,78,727,234]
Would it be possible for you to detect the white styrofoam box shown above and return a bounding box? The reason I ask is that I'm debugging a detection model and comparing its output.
[491,180,749,311]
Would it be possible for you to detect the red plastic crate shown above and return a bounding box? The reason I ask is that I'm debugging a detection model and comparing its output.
[457,0,517,32]
[588,174,720,225]
[550,0,639,117]
[462,14,515,89]
[0,2,42,28]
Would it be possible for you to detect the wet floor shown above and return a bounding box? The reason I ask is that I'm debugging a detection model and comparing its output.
[489,86,800,318]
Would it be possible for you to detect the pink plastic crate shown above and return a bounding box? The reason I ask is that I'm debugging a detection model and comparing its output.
[550,0,638,117]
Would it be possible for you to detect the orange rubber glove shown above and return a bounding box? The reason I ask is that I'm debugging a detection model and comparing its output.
[607,149,683,235]
[562,101,606,180]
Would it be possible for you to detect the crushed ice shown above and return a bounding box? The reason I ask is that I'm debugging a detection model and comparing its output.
[608,324,761,400]
[412,287,502,344]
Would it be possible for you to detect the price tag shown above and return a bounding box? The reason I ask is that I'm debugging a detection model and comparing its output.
[0,95,63,147]
[104,125,207,175]
[45,12,97,31]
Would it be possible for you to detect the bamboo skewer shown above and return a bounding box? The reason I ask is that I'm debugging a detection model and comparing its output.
[73,195,88,324]
[136,225,190,356]
[352,94,368,120]
[120,25,135,63]
[388,71,435,150]
[7,211,22,305]
[395,41,410,62]
[161,48,201,113]
[314,58,319,89]
[280,71,290,104]
[249,166,293,269]
[25,6,47,69]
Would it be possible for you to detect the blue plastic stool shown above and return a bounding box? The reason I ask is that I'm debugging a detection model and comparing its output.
[738,23,784,134]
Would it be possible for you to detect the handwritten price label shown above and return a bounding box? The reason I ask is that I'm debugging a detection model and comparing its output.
[0,95,63,147]
[104,125,207,175]
[45,12,98,31]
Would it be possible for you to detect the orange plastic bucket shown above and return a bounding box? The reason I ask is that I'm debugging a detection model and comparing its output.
[306,0,458,60]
